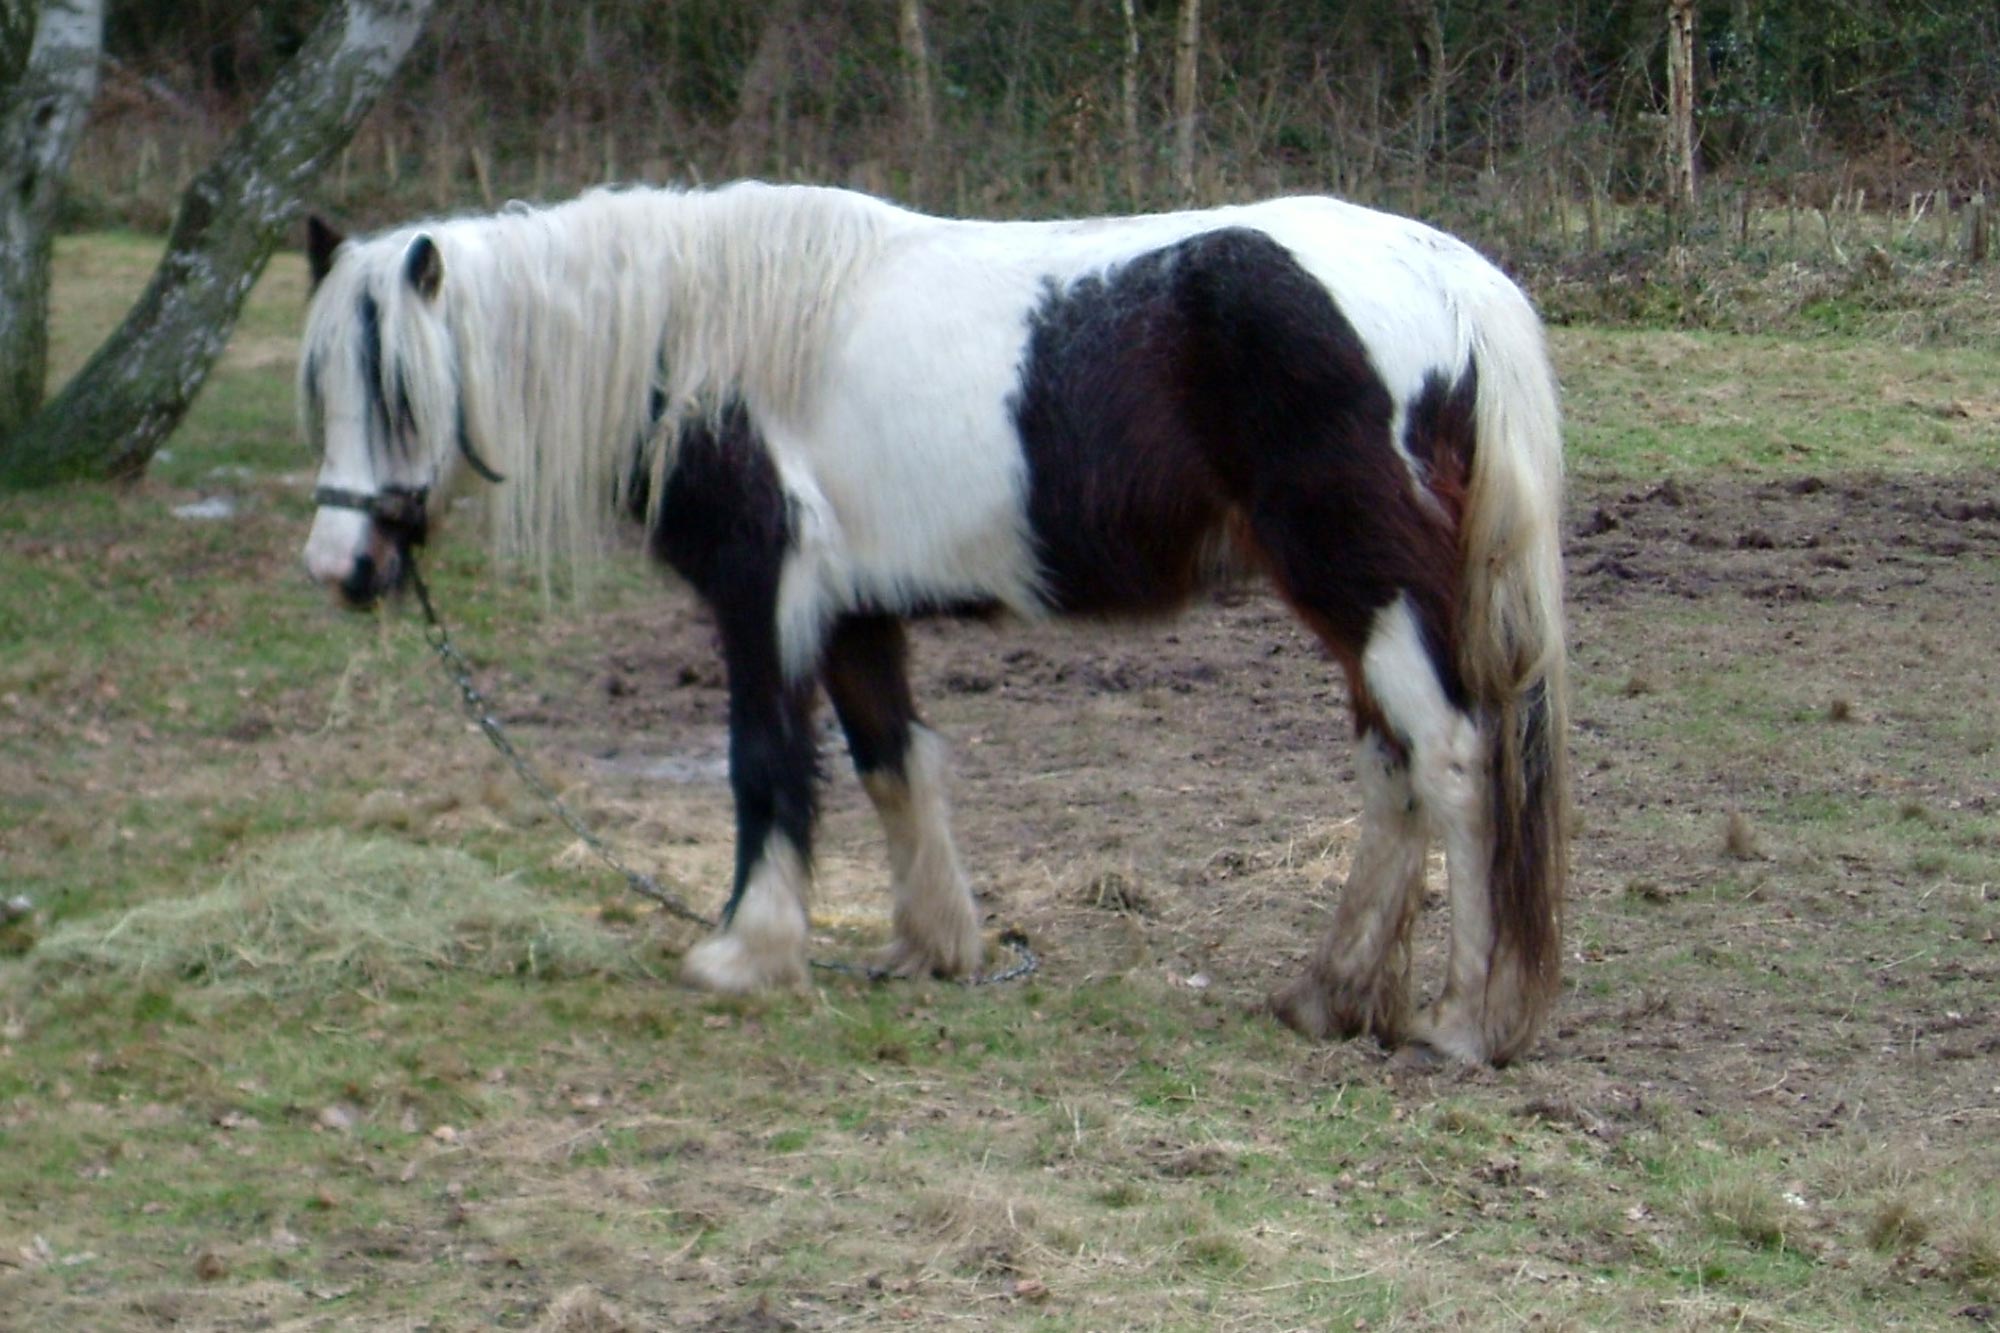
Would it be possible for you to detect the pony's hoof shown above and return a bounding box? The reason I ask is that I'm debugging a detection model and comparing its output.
[873,930,982,981]
[1405,1003,1489,1066]
[1270,969,1406,1045]
[1269,977,1348,1041]
[682,932,807,994]
[1387,1041,1450,1073]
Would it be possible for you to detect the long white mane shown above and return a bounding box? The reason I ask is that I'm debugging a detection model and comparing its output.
[308,182,905,587]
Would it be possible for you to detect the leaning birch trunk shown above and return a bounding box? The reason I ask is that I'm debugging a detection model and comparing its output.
[0,0,434,488]
[896,0,935,192]
[1172,0,1201,202]
[0,0,105,446]
[1665,0,1697,228]
[1119,0,1142,206]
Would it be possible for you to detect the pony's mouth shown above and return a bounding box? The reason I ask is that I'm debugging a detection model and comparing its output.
[333,548,410,609]
[328,525,418,609]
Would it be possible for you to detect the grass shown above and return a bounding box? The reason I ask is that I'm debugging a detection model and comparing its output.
[1554,325,2000,479]
[2,234,1998,1328]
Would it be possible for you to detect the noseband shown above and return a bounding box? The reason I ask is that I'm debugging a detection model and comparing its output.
[311,484,431,548]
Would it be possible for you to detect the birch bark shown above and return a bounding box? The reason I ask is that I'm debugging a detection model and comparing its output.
[0,0,434,487]
[0,0,105,443]
[1172,0,1201,201]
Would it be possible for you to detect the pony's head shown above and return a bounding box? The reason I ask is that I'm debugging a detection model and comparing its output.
[297,216,503,607]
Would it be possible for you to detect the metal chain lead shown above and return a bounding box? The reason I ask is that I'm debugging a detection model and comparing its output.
[408,555,717,929]
[403,552,1037,986]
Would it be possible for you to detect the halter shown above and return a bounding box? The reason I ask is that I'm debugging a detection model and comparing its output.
[307,406,505,545]
[310,484,431,547]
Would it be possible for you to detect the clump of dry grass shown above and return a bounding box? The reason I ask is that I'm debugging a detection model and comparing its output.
[1944,1219,2000,1291]
[533,1286,635,1333]
[1867,1196,1930,1253]
[1079,868,1152,916]
[1723,811,1762,861]
[1692,1177,1789,1249]
[12,831,653,1000]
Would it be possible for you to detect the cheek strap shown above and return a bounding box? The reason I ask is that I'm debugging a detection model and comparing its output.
[311,485,430,545]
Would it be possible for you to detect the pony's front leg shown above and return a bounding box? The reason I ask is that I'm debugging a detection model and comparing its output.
[822,614,983,979]
[682,634,819,994]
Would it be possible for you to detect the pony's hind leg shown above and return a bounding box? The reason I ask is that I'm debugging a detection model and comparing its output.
[1359,596,1499,1064]
[822,615,983,979]
[1243,496,1491,1057]
[1270,723,1427,1046]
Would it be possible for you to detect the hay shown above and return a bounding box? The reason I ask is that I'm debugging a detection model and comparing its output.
[532,1287,637,1333]
[18,832,654,999]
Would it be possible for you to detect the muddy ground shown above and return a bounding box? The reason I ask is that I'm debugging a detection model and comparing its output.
[498,469,2000,1137]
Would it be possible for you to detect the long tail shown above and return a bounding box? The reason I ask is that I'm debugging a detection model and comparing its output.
[1457,281,1570,1064]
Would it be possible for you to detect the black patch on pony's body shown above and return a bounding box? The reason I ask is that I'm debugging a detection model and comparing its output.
[357,293,384,411]
[1009,248,1222,614]
[645,402,818,921]
[1401,365,1478,520]
[1010,225,1470,711]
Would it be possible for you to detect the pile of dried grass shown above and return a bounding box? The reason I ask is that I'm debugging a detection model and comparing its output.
[15,831,653,999]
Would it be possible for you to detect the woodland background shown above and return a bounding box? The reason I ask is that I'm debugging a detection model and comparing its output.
[78,0,2000,250]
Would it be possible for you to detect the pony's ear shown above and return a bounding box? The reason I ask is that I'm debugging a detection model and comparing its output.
[404,234,443,301]
[306,215,344,290]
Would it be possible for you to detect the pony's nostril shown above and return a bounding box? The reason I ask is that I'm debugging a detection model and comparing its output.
[338,553,380,608]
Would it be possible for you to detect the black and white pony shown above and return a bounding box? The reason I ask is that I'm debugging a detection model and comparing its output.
[298,182,1569,1065]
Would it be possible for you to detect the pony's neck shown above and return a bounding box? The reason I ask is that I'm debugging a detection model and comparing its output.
[647,183,903,429]
[455,183,902,580]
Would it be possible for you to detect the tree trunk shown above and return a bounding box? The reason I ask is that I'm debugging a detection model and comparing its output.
[0,0,104,444]
[1119,0,1142,206]
[896,0,934,192]
[1665,0,1697,225]
[0,0,433,489]
[729,2,796,178]
[1172,0,1201,201]
[1403,0,1446,187]
[2,0,45,99]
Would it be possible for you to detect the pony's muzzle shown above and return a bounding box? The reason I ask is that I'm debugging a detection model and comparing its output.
[304,506,409,609]
[333,549,407,608]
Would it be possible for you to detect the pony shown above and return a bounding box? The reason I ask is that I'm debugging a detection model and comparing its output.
[297,182,1569,1065]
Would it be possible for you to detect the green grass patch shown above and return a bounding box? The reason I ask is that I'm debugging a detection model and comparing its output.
[1553,326,2000,479]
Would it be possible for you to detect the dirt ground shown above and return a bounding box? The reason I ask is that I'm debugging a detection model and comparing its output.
[7,467,1998,1330]
[502,468,2000,1139]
